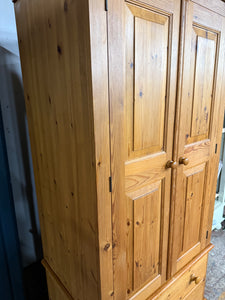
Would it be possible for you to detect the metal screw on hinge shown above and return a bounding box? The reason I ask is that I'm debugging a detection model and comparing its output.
[12,0,17,3]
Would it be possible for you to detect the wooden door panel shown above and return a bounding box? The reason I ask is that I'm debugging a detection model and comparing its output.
[124,1,179,297]
[133,180,162,289]
[182,163,205,253]
[133,11,168,152]
[108,0,180,297]
[190,30,216,139]
[185,26,218,145]
[169,0,225,276]
[125,3,171,160]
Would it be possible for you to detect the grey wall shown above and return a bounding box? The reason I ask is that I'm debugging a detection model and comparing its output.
[0,0,42,267]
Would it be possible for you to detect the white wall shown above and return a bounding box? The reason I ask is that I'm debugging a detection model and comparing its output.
[0,0,42,266]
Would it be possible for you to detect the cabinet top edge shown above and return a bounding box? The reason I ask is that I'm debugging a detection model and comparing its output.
[191,0,225,17]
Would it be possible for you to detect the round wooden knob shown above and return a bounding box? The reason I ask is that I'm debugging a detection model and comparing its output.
[179,157,189,165]
[190,274,201,284]
[166,160,177,169]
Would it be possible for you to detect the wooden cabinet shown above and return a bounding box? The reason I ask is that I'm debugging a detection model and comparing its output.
[169,0,225,277]
[14,0,225,299]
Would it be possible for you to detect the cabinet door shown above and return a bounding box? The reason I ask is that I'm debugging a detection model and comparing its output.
[107,0,180,298]
[169,0,225,276]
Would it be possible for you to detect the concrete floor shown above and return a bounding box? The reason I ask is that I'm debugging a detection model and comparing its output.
[205,229,225,300]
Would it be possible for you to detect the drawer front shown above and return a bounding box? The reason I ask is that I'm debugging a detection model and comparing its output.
[150,252,208,300]
[183,281,205,300]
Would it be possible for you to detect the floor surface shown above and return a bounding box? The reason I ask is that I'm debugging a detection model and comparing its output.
[205,229,225,300]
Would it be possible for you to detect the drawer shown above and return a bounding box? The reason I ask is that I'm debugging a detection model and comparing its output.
[183,281,205,300]
[149,246,212,300]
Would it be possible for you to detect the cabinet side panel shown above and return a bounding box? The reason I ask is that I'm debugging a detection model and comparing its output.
[46,274,69,300]
[89,0,114,299]
[14,0,101,299]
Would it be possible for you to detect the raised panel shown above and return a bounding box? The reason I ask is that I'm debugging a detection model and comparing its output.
[186,26,218,144]
[125,3,170,159]
[169,0,225,277]
[126,180,163,293]
[108,0,180,296]
[134,16,168,151]
[133,181,162,289]
[182,164,205,253]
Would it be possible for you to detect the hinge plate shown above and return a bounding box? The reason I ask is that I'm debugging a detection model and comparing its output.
[109,176,112,192]
[105,0,108,11]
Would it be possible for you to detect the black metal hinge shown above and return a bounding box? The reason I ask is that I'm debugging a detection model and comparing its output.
[109,176,112,193]
[105,0,108,11]
[206,230,209,239]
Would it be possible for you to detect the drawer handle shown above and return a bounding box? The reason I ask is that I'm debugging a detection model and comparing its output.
[190,274,201,285]
[166,160,177,169]
[179,157,189,165]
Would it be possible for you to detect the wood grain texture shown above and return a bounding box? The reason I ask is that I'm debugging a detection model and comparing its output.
[46,273,70,300]
[190,28,217,139]
[43,259,73,300]
[108,0,180,298]
[182,164,205,252]
[149,244,213,300]
[192,0,225,17]
[184,280,205,300]
[14,0,110,298]
[107,0,127,298]
[14,0,225,298]
[133,9,168,152]
[133,181,161,289]
[88,0,114,298]
[168,0,225,276]
[152,255,207,300]
[183,281,205,300]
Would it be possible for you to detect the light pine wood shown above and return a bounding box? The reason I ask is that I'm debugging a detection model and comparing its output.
[183,281,205,300]
[152,256,207,300]
[133,181,162,289]
[107,0,127,299]
[14,0,112,299]
[149,244,213,300]
[108,0,180,298]
[190,27,217,139]
[43,259,72,300]
[88,1,114,298]
[168,0,225,276]
[46,273,70,300]
[13,0,225,299]
[132,7,168,152]
[182,163,205,252]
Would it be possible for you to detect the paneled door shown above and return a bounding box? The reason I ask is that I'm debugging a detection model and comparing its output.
[107,0,180,298]
[168,0,225,276]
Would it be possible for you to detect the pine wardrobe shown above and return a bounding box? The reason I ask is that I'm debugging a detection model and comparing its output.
[14,0,225,299]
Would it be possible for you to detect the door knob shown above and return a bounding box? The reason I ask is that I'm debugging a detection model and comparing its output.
[190,274,201,285]
[179,157,189,165]
[166,160,177,169]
